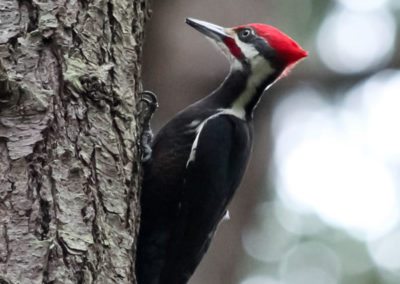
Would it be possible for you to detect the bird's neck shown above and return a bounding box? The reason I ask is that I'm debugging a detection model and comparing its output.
[207,61,281,120]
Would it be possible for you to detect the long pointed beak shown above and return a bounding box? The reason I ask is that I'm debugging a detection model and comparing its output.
[186,18,232,42]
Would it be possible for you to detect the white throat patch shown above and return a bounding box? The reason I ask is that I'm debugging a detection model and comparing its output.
[230,37,275,118]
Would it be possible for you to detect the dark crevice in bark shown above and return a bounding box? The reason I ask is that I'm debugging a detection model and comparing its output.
[111,114,128,165]
[71,28,83,53]
[90,217,100,283]
[39,199,51,239]
[78,0,88,11]
[28,131,53,241]
[126,183,135,232]
[47,163,69,273]
[0,275,14,284]
[106,0,117,105]
[42,240,54,284]
[90,147,107,214]
[89,183,102,283]
[18,0,39,32]
[7,34,20,53]
[57,237,72,268]
[0,63,15,105]
[107,1,116,45]
[50,39,68,127]
[2,224,10,266]
[76,267,84,284]
[48,166,59,226]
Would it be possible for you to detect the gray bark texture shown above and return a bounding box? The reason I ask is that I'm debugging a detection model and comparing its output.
[0,0,150,283]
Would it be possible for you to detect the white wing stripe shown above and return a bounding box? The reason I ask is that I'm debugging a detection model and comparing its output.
[186,112,223,167]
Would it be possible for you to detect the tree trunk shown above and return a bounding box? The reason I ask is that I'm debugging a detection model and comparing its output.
[0,0,149,283]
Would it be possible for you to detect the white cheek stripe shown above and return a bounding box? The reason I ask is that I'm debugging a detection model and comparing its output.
[233,57,274,112]
[235,34,259,58]
[232,38,275,116]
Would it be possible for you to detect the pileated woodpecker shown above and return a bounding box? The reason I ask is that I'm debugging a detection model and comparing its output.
[136,18,307,284]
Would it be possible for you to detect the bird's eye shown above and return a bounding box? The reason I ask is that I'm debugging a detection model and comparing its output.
[239,29,252,40]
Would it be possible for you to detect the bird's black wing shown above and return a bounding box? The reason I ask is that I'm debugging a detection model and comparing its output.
[159,114,252,284]
[136,108,219,284]
[136,122,197,284]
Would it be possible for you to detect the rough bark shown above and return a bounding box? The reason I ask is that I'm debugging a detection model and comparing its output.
[0,0,149,283]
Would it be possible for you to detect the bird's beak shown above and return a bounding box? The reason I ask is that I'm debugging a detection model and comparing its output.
[186,18,243,60]
[186,18,232,42]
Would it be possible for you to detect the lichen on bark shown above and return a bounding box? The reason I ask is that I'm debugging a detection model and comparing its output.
[0,0,149,283]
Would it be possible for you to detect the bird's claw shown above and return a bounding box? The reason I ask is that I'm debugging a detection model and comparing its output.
[138,91,158,111]
[137,91,158,163]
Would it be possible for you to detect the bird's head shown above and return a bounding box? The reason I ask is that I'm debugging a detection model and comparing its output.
[186,18,307,76]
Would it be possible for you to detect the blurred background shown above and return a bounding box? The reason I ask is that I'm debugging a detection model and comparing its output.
[142,0,400,283]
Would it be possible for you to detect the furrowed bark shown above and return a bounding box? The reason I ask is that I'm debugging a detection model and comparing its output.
[0,0,150,283]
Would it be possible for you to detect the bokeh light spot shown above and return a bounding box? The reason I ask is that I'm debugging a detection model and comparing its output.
[369,230,400,271]
[280,242,341,284]
[272,79,400,240]
[241,276,281,284]
[317,7,396,74]
[335,0,389,11]
[273,202,325,236]
[242,203,296,263]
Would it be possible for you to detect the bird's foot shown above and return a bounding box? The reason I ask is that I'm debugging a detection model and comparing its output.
[137,91,158,162]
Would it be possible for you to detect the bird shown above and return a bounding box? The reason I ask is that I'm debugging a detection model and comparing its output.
[136,18,307,284]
